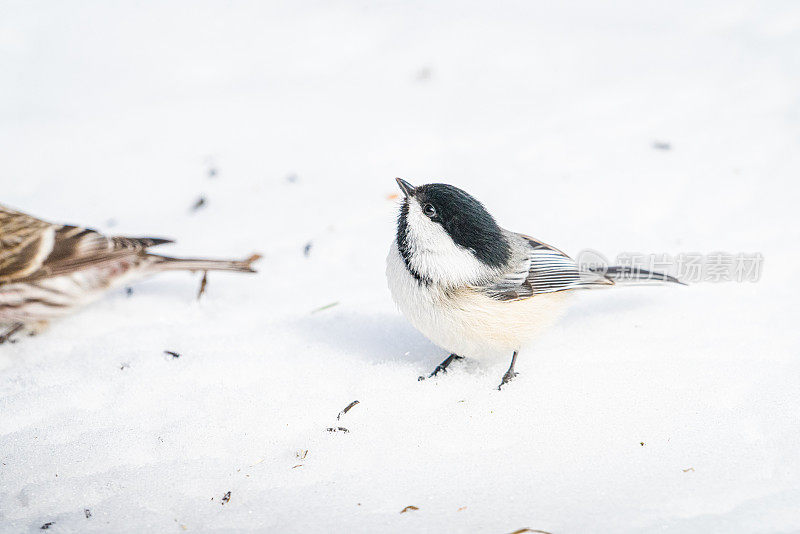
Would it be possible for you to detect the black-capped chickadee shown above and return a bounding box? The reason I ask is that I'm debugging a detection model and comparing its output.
[386,178,683,389]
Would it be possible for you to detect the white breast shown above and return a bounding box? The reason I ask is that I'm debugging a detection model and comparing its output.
[386,240,570,361]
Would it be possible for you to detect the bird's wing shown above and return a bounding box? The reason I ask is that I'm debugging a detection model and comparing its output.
[480,233,612,301]
[0,204,172,283]
[0,205,58,282]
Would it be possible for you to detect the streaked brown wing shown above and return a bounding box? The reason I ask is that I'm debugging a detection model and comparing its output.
[0,204,172,284]
[0,205,56,282]
[28,225,173,280]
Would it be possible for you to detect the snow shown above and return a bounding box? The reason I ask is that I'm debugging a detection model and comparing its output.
[1,1,799,532]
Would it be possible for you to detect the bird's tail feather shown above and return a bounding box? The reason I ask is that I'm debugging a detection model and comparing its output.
[147,253,261,273]
[588,265,685,286]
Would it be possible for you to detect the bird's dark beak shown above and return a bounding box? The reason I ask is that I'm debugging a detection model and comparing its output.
[396,177,416,198]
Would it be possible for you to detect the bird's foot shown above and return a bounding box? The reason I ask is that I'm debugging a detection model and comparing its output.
[428,360,456,378]
[418,354,464,381]
[0,323,24,345]
[497,370,519,390]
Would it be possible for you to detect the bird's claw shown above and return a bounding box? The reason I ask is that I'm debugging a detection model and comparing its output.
[429,365,447,378]
[419,355,464,382]
[497,371,519,390]
[418,365,446,381]
[0,324,24,345]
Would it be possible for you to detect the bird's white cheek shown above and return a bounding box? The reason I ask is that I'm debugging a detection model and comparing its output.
[404,202,493,287]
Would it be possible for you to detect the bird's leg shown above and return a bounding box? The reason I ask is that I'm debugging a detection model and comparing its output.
[497,351,519,390]
[0,323,24,344]
[419,354,464,381]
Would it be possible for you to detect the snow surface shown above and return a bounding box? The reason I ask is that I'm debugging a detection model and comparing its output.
[1,1,799,532]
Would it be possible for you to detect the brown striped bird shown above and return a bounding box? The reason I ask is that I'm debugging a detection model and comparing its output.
[0,204,259,343]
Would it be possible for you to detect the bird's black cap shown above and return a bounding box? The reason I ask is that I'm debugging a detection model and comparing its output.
[396,180,511,270]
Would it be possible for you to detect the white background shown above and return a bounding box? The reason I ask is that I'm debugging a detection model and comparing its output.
[1,1,799,532]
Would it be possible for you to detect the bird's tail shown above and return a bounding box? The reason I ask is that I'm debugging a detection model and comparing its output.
[587,265,685,286]
[147,253,261,273]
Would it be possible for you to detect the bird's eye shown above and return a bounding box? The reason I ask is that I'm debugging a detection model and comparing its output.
[423,204,436,217]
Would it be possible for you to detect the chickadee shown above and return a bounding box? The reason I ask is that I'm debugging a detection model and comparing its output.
[386,178,682,389]
[0,203,260,343]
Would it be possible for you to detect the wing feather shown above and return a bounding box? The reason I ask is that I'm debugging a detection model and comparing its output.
[481,233,612,301]
[0,204,172,284]
[0,205,56,282]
